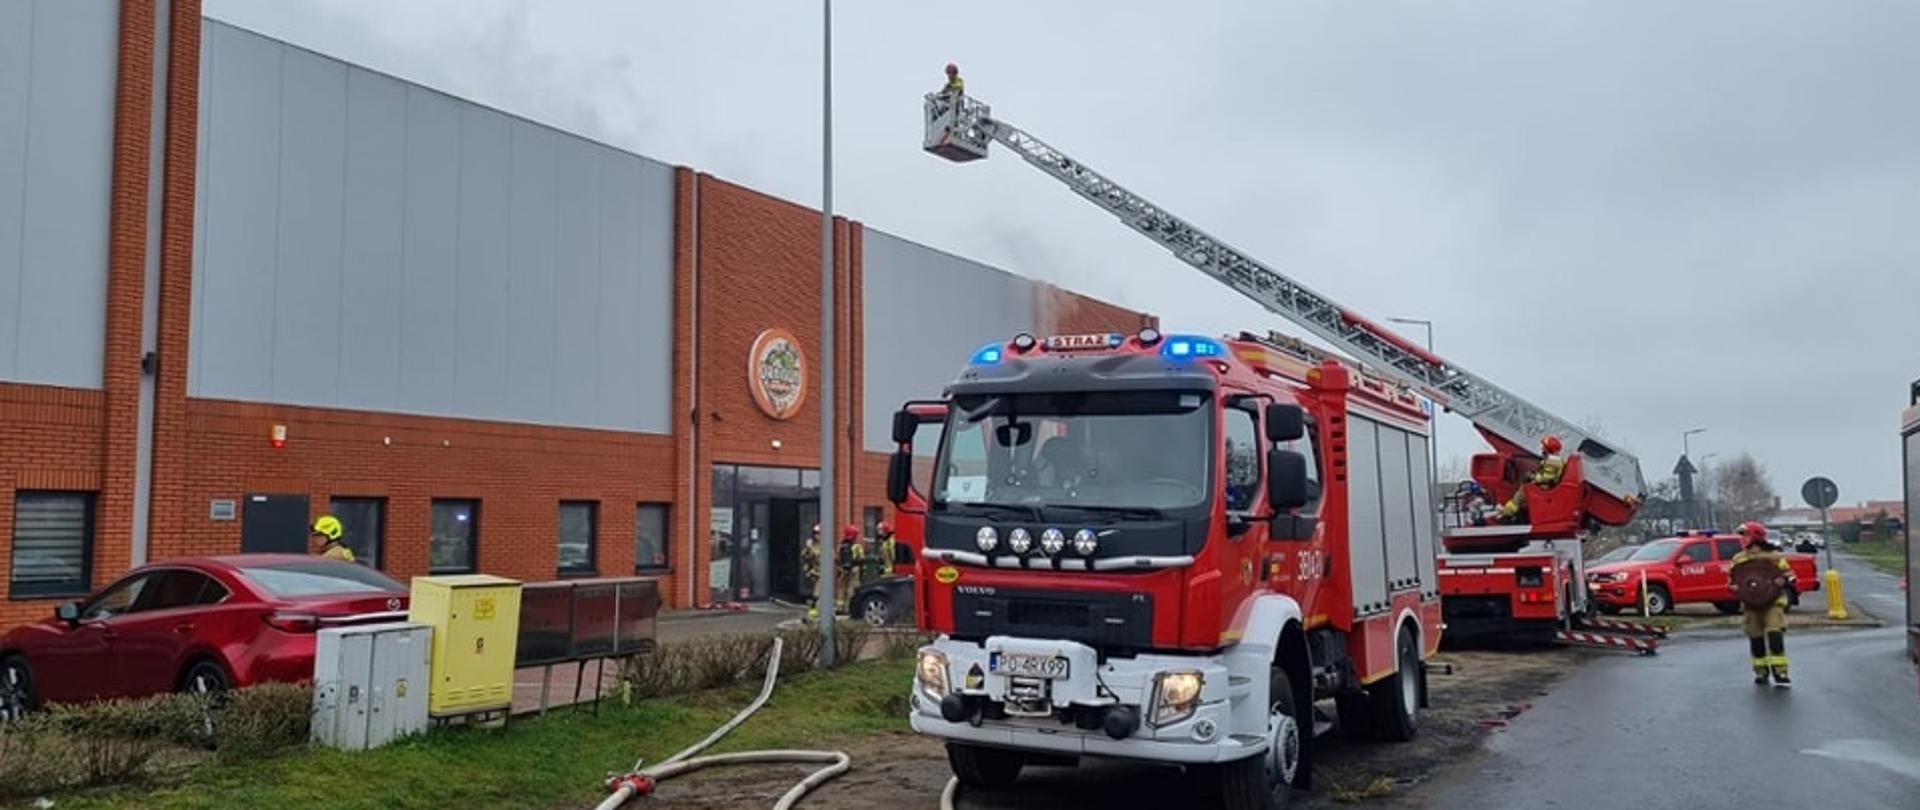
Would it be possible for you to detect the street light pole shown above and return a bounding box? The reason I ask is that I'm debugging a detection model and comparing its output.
[1386,317,1439,478]
[816,0,837,668]
[1701,453,1719,529]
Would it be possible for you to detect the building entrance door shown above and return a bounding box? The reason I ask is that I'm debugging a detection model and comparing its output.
[710,465,820,603]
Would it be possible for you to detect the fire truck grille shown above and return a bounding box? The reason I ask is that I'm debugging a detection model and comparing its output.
[952,588,1154,649]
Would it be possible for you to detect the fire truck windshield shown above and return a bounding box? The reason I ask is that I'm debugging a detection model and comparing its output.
[932,390,1213,513]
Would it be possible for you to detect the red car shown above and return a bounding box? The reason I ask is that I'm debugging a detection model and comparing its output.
[0,554,408,719]
[1586,531,1819,615]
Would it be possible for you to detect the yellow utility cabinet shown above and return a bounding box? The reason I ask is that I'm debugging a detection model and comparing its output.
[409,575,522,717]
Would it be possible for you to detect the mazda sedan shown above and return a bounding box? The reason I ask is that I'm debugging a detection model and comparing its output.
[0,555,408,719]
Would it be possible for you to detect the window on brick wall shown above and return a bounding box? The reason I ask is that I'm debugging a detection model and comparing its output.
[330,497,385,569]
[10,491,95,598]
[559,501,598,576]
[863,506,883,540]
[430,499,479,574]
[636,503,669,571]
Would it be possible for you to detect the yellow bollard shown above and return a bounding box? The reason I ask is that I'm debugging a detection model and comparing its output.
[1824,568,1848,620]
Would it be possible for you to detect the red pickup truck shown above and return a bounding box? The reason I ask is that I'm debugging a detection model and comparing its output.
[1587,531,1819,615]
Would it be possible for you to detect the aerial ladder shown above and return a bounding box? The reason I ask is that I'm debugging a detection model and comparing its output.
[923,77,1663,652]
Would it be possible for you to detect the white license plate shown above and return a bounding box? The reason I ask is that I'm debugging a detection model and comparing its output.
[990,652,1069,679]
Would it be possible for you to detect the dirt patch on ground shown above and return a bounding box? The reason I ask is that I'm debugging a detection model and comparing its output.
[622,646,1594,809]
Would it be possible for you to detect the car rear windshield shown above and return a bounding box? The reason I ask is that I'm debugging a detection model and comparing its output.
[237,561,404,597]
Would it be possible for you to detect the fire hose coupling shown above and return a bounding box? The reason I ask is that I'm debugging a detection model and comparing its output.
[604,773,655,796]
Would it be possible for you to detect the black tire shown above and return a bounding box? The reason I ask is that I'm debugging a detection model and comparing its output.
[946,742,1025,789]
[1369,627,1420,743]
[1218,667,1301,810]
[179,658,232,697]
[0,655,35,723]
[860,593,891,626]
[1713,601,1741,615]
[1335,693,1371,742]
[1645,584,1673,616]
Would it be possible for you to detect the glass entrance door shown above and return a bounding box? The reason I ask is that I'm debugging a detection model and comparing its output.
[710,464,821,602]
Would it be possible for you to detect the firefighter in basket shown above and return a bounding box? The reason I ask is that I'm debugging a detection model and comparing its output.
[1728,521,1794,685]
[1494,435,1566,523]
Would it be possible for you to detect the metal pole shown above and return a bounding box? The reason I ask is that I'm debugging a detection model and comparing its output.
[1821,507,1832,570]
[816,0,837,669]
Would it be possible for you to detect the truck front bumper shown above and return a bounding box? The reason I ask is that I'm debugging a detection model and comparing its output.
[910,635,1265,765]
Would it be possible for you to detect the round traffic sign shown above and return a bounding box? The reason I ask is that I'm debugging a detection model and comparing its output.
[1801,476,1839,510]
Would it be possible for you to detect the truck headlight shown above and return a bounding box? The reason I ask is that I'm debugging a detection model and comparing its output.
[1151,670,1204,727]
[975,526,998,553]
[1072,528,1098,556]
[1007,527,1032,554]
[917,649,950,699]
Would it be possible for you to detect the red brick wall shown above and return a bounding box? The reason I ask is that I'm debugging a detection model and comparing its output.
[0,384,108,627]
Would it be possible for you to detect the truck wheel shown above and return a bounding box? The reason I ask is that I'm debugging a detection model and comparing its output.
[946,742,1024,789]
[1218,667,1299,810]
[1713,601,1741,615]
[1644,584,1672,615]
[1335,693,1371,742]
[1369,627,1420,743]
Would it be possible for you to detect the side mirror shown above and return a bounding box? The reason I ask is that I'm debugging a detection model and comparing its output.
[1266,403,1305,442]
[55,601,81,625]
[887,450,913,505]
[1267,449,1310,510]
[891,409,918,445]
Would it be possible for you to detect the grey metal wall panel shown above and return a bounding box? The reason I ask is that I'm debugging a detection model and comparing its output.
[0,0,116,388]
[270,48,347,406]
[193,23,283,401]
[1408,434,1438,594]
[860,230,1037,451]
[549,135,602,427]
[337,69,407,410]
[452,105,512,413]
[504,120,558,422]
[1346,417,1389,612]
[1379,424,1419,588]
[190,21,673,433]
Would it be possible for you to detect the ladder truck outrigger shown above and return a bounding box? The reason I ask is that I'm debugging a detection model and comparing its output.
[889,77,1650,808]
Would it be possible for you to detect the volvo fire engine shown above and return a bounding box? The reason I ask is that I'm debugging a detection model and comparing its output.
[895,77,1647,807]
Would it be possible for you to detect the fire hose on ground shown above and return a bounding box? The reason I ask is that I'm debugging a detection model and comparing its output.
[596,637,852,810]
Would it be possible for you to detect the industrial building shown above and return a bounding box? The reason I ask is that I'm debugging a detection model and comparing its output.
[0,1,1153,625]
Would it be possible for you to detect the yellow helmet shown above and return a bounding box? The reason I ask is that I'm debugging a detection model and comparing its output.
[312,515,344,542]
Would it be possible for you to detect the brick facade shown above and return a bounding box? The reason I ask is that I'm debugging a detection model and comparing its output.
[0,6,1155,627]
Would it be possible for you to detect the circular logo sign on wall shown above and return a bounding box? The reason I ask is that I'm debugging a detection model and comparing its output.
[748,328,807,420]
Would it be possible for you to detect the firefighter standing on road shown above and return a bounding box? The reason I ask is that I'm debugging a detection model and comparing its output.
[310,515,354,562]
[1495,435,1566,522]
[1729,521,1794,685]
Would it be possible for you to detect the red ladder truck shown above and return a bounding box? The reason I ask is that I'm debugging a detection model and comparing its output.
[894,78,1648,807]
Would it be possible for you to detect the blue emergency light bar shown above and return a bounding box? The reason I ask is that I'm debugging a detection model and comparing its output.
[969,343,1003,365]
[1161,335,1223,359]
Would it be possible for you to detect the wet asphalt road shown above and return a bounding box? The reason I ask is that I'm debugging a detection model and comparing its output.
[1424,550,1920,809]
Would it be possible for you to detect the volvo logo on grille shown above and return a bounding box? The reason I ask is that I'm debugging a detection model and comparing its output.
[956,585,997,596]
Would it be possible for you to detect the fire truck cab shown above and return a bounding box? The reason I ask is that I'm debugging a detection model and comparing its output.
[888,328,1442,808]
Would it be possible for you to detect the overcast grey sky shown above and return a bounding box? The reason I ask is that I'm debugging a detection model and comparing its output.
[205,0,1920,502]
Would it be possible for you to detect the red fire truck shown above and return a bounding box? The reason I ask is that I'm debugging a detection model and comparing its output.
[901,79,1648,807]
[890,331,1440,808]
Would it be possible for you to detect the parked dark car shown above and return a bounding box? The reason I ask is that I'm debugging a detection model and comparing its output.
[850,575,915,627]
[0,554,409,720]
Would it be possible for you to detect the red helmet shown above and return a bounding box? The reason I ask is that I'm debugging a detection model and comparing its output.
[842,523,861,540]
[945,62,959,75]
[877,521,894,536]
[1541,435,1563,455]
[1737,521,1768,543]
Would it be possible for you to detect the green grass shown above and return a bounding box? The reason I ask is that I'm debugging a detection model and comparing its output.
[1844,540,1906,577]
[49,657,914,810]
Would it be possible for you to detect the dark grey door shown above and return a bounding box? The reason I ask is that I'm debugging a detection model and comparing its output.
[242,494,310,554]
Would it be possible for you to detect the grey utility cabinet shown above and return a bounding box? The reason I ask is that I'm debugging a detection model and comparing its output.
[312,622,432,750]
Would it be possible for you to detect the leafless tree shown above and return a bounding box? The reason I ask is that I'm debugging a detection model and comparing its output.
[1711,453,1777,527]
[1437,455,1470,486]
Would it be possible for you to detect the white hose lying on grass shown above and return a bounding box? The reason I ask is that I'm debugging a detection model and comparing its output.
[939,776,961,809]
[595,637,852,810]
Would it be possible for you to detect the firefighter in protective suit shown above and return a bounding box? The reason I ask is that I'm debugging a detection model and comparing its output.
[802,525,822,622]
[1495,435,1566,522]
[310,515,354,562]
[836,524,867,611]
[1729,521,1793,685]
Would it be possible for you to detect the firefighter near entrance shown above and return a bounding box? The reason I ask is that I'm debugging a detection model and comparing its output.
[1729,522,1793,685]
